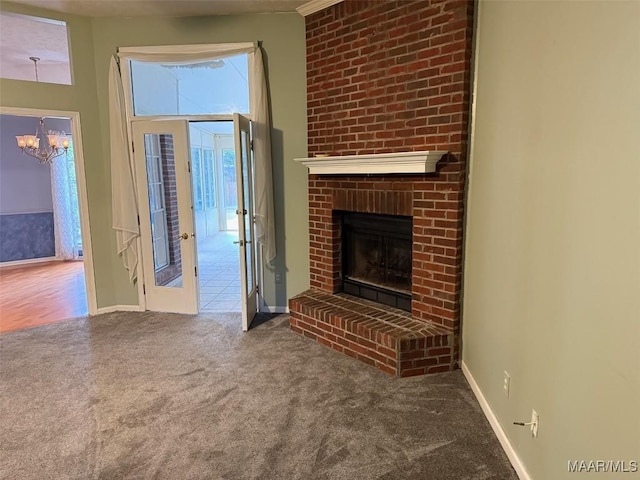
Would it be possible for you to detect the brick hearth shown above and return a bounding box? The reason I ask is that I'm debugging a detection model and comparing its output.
[290,290,454,377]
[290,0,474,376]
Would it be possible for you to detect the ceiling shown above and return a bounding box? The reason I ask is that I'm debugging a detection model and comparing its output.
[6,0,308,17]
[1,0,308,83]
[0,12,72,84]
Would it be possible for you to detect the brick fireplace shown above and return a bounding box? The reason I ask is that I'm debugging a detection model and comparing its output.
[289,0,474,377]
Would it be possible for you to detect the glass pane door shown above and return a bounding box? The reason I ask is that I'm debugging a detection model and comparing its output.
[221,147,238,231]
[240,130,255,294]
[233,114,257,330]
[132,120,198,314]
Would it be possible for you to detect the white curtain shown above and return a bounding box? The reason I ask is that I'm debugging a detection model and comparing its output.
[117,43,254,64]
[250,48,276,264]
[51,146,81,260]
[112,42,277,271]
[109,55,140,283]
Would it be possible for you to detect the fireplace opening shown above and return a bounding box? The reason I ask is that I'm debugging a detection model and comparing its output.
[341,212,412,311]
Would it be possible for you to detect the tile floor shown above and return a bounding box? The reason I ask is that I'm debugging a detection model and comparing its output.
[198,231,242,312]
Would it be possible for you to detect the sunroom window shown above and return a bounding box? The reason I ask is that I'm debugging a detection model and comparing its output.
[129,54,249,116]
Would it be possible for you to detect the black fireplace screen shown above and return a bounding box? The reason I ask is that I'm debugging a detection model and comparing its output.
[341,212,412,311]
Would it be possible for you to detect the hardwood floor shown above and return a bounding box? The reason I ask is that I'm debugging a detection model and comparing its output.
[0,261,87,333]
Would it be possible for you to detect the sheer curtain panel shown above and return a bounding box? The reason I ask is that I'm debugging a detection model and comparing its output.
[51,149,81,260]
[110,55,140,283]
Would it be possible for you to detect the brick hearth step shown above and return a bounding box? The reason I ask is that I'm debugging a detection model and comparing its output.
[289,289,454,377]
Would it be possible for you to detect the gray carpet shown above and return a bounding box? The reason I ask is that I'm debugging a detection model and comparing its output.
[0,312,516,480]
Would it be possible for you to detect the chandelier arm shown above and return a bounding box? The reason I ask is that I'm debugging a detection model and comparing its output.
[20,146,68,164]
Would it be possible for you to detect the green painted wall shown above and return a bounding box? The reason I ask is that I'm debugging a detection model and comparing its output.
[90,13,309,308]
[462,1,640,478]
[1,1,309,309]
[0,1,114,307]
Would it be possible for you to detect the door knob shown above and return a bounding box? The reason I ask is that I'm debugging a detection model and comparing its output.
[178,233,189,240]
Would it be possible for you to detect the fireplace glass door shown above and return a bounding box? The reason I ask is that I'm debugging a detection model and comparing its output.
[342,212,412,311]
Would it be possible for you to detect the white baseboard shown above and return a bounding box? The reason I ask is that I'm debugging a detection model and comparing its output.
[259,305,289,314]
[96,305,144,315]
[0,256,58,269]
[461,361,532,480]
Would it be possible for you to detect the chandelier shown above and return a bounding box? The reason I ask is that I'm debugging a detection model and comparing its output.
[14,58,70,164]
[16,117,70,164]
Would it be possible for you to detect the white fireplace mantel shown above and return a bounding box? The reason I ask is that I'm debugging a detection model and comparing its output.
[294,151,448,175]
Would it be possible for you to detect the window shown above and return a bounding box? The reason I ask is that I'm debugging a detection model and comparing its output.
[0,12,72,85]
[144,135,170,270]
[222,149,237,209]
[129,54,250,116]
[203,148,216,208]
[191,146,216,211]
[191,147,203,212]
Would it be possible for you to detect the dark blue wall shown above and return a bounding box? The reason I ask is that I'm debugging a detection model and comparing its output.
[0,213,55,262]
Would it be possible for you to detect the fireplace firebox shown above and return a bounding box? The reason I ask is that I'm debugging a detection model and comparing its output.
[341,212,412,311]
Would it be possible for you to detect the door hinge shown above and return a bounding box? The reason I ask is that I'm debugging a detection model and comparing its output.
[137,215,140,226]
[188,161,191,173]
[143,284,146,294]
[250,140,254,151]
[256,284,259,294]
[195,266,198,277]
[132,141,135,153]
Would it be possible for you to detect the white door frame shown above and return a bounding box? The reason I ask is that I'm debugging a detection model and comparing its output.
[0,106,98,315]
[119,52,263,313]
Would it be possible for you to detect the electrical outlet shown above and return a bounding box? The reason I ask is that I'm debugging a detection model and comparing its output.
[531,409,539,438]
[275,273,282,284]
[503,371,510,398]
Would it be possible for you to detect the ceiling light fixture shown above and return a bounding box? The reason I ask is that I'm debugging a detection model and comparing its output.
[29,56,40,81]
[14,57,71,164]
[16,117,70,164]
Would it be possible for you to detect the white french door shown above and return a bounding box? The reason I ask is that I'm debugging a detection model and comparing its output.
[132,120,199,314]
[234,114,258,331]
[133,116,258,325]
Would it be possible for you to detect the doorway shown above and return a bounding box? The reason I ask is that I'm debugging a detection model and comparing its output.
[131,116,257,329]
[0,108,97,330]
[189,121,241,313]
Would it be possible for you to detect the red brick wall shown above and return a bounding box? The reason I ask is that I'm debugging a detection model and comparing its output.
[304,0,474,359]
[306,0,474,162]
[309,175,462,331]
[156,134,181,286]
